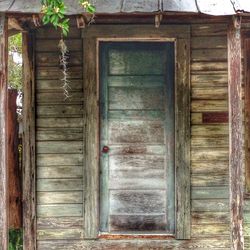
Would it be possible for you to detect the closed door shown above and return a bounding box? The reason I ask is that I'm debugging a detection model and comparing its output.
[100,42,175,234]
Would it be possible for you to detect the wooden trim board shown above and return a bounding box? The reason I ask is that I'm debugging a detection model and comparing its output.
[228,16,244,250]
[23,31,37,250]
[0,13,8,250]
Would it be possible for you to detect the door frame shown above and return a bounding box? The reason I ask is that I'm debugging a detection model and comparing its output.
[82,25,191,240]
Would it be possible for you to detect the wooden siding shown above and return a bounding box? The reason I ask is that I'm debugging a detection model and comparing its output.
[35,22,235,249]
[35,23,85,248]
[241,22,250,249]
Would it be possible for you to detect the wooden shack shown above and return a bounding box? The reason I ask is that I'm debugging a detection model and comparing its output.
[1,0,250,249]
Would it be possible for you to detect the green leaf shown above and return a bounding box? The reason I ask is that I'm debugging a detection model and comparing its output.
[86,4,96,14]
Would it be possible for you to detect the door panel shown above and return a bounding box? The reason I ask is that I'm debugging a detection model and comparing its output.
[100,42,175,234]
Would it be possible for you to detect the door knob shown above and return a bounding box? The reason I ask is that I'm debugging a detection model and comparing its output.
[102,146,110,153]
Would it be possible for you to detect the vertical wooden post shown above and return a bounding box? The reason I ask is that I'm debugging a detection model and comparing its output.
[83,37,99,239]
[22,31,36,250]
[8,89,22,229]
[228,16,244,250]
[0,13,8,250]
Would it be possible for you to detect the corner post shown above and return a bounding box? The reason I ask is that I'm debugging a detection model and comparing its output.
[0,12,8,250]
[22,31,36,250]
[228,15,244,250]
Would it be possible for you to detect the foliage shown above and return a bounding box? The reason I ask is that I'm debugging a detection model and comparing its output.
[41,0,95,36]
[9,229,23,250]
[8,33,22,90]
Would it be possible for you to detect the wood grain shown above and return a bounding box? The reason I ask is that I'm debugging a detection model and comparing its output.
[83,37,99,239]
[228,16,244,249]
[175,38,191,239]
[37,238,230,249]
[244,38,250,193]
[37,179,83,192]
[37,204,83,217]
[23,31,36,250]
[7,90,22,228]
[37,228,83,240]
[0,14,7,250]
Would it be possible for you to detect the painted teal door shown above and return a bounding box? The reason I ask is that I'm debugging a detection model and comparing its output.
[100,42,175,234]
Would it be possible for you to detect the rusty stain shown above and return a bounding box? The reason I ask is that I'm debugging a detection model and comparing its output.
[202,112,228,123]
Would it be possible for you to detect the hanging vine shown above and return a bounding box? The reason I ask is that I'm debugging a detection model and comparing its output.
[41,0,95,97]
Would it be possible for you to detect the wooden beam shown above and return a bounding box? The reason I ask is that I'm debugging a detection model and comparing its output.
[228,15,244,250]
[83,37,99,239]
[175,37,191,240]
[22,31,36,250]
[8,18,24,31]
[244,38,250,193]
[0,13,8,250]
[7,89,22,229]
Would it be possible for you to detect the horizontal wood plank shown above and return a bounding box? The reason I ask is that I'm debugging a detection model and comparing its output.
[36,79,83,91]
[192,49,227,62]
[192,200,229,212]
[192,212,229,224]
[191,136,228,147]
[192,174,228,186]
[191,100,228,112]
[36,27,81,39]
[191,125,229,136]
[109,87,164,110]
[37,105,83,118]
[37,166,83,179]
[37,217,84,229]
[37,204,83,217]
[110,190,166,214]
[37,179,83,191]
[191,74,228,87]
[192,87,227,100]
[36,52,82,67]
[36,128,83,141]
[37,238,230,249]
[192,113,229,125]
[37,118,83,128]
[37,154,83,166]
[37,141,83,154]
[36,67,82,80]
[37,228,83,240]
[191,24,227,37]
[36,92,83,104]
[191,161,228,174]
[108,145,165,155]
[192,224,229,236]
[191,148,228,161]
[191,36,227,49]
[37,191,83,204]
[109,120,164,144]
[191,62,227,72]
[192,187,228,199]
[36,39,82,52]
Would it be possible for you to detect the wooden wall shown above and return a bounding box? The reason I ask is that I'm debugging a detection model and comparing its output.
[241,22,250,249]
[35,23,85,245]
[34,20,250,249]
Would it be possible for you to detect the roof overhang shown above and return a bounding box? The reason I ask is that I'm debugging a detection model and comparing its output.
[0,0,249,16]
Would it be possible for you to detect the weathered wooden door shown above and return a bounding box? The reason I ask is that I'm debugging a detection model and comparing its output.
[100,42,175,234]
